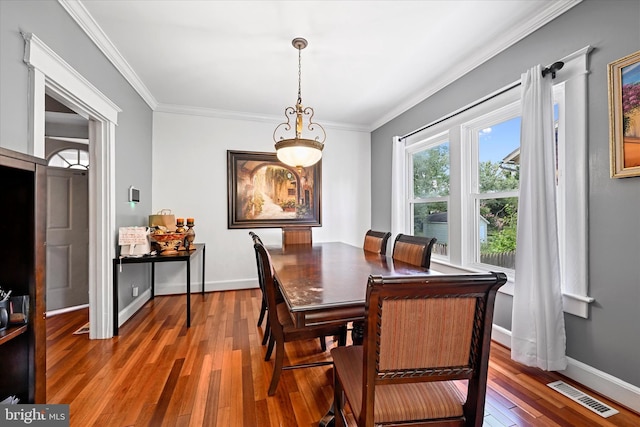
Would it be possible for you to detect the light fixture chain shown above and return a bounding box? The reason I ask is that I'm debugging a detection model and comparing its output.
[297,46,302,105]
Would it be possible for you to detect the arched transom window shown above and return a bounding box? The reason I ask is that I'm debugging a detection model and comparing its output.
[48,148,89,170]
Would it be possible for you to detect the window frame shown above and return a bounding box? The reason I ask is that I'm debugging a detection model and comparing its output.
[406,132,451,261]
[48,147,90,170]
[396,46,593,317]
[462,101,521,275]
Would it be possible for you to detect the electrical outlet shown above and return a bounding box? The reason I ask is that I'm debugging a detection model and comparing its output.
[132,285,139,297]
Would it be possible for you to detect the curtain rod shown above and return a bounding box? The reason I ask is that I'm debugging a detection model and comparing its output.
[400,62,564,141]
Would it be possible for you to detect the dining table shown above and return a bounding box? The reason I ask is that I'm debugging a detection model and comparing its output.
[268,241,438,427]
[267,241,436,345]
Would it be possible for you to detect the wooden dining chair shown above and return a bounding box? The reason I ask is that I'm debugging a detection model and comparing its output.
[330,272,507,427]
[249,231,271,345]
[282,226,312,247]
[362,230,392,255]
[391,233,437,269]
[254,240,348,396]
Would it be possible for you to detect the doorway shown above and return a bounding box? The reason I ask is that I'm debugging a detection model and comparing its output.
[44,96,91,314]
[25,32,120,339]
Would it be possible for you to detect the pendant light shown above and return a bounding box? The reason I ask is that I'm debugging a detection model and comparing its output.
[273,37,325,169]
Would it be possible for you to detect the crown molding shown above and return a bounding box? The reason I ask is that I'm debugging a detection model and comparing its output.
[60,0,581,133]
[154,103,370,133]
[370,0,583,131]
[58,0,367,132]
[58,0,158,109]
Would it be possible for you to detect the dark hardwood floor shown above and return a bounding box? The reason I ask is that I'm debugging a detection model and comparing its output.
[46,290,640,426]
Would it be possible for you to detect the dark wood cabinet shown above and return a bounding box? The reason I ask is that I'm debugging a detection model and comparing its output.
[0,147,46,403]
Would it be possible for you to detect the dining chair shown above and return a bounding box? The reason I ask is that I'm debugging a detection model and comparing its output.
[282,226,312,246]
[391,233,437,269]
[249,231,271,345]
[330,272,507,427]
[362,230,392,255]
[254,240,348,396]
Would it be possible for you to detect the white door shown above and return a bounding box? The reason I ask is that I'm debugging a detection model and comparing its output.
[46,167,89,311]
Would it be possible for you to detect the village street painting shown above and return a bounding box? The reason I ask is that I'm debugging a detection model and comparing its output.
[227,151,321,228]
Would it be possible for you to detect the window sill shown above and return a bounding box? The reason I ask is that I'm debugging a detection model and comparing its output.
[430,259,593,318]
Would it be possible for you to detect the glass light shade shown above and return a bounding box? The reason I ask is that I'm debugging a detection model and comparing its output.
[275,138,323,168]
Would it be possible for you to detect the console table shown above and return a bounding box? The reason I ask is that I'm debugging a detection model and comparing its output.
[112,243,206,335]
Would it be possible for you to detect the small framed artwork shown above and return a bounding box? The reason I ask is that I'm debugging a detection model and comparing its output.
[608,50,640,178]
[227,150,322,229]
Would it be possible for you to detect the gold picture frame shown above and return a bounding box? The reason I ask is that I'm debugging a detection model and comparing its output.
[609,50,640,178]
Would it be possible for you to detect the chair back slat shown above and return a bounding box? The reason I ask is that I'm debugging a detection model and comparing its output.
[378,297,476,371]
[391,234,437,268]
[363,230,391,255]
[282,227,312,246]
[253,242,281,330]
[249,232,265,291]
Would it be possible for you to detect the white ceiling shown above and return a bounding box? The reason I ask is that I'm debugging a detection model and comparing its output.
[63,0,581,131]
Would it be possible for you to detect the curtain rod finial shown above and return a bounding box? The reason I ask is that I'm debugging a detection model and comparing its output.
[542,61,564,79]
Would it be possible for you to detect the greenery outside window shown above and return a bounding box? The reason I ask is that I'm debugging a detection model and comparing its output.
[408,135,449,258]
[463,106,521,274]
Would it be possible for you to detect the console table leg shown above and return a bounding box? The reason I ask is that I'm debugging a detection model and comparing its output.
[201,245,206,295]
[187,260,191,328]
[113,260,119,336]
[151,262,155,299]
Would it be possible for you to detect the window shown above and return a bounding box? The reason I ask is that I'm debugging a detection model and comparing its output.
[464,108,521,272]
[408,135,449,257]
[395,47,592,317]
[48,148,89,170]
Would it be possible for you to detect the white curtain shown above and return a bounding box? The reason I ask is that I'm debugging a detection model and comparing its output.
[391,136,406,238]
[511,65,567,371]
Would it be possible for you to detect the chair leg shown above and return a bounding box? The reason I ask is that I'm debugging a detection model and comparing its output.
[257,298,267,326]
[338,325,347,346]
[261,317,271,345]
[333,369,346,427]
[320,336,327,351]
[268,340,285,396]
[265,334,275,361]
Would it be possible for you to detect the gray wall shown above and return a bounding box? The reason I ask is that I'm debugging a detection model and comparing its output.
[372,0,640,388]
[0,0,154,309]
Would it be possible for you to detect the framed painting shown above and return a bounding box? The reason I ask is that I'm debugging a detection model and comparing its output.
[609,50,640,178]
[227,150,322,229]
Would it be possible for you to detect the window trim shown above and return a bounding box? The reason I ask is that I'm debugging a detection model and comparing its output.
[461,101,521,274]
[397,46,593,318]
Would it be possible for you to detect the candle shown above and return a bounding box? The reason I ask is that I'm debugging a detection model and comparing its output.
[176,218,184,226]
[186,217,195,226]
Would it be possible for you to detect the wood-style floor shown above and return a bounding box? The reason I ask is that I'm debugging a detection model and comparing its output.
[46,290,640,426]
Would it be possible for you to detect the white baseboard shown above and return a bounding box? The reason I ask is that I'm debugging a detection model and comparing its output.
[46,303,90,317]
[118,288,152,326]
[152,279,257,296]
[491,324,640,414]
[118,280,258,325]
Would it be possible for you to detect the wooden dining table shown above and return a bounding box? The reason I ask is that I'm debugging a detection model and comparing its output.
[267,241,436,344]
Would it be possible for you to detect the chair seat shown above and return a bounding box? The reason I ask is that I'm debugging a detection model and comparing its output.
[331,346,466,424]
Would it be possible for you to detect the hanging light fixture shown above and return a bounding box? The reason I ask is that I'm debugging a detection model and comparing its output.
[273,37,325,169]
